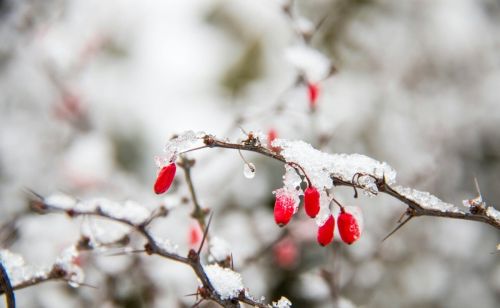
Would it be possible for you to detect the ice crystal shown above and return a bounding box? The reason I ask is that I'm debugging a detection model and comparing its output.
[393,186,463,213]
[163,130,205,162]
[209,237,231,262]
[272,139,396,192]
[272,296,292,308]
[203,264,244,300]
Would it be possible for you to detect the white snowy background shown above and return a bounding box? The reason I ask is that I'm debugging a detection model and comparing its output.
[1,0,499,307]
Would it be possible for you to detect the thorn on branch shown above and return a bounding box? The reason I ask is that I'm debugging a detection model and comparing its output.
[382,210,415,242]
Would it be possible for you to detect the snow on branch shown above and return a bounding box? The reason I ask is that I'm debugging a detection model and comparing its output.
[196,133,500,230]
[23,193,274,308]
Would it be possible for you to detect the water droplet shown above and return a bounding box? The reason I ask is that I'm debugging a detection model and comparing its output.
[243,163,256,179]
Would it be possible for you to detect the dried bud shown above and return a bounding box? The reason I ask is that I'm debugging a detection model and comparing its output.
[317,214,334,246]
[304,186,320,218]
[154,162,176,194]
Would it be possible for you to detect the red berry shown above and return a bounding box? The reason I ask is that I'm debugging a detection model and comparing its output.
[273,237,298,269]
[307,82,320,109]
[304,186,320,218]
[338,209,362,245]
[154,162,176,194]
[317,214,335,246]
[188,223,202,248]
[274,190,295,227]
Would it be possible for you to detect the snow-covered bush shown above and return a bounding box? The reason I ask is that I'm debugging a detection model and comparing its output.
[1,0,499,307]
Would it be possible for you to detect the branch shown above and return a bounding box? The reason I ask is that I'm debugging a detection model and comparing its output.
[22,195,271,308]
[202,135,500,230]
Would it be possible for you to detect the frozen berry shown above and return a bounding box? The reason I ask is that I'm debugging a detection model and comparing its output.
[154,162,176,194]
[317,214,335,246]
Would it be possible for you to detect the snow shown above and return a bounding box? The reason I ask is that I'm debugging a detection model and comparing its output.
[273,187,300,215]
[272,139,397,191]
[393,186,463,213]
[282,164,304,203]
[272,296,292,308]
[161,130,206,164]
[99,200,150,225]
[54,245,84,288]
[486,206,500,223]
[152,235,179,255]
[315,190,331,226]
[44,193,77,210]
[209,237,232,263]
[285,44,331,82]
[203,263,244,300]
[81,218,131,245]
[0,249,48,286]
[45,196,151,226]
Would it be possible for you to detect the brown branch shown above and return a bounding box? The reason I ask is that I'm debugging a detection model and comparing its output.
[22,195,268,308]
[178,155,209,232]
[202,135,500,230]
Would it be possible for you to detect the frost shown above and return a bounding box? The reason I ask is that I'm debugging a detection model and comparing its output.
[203,263,244,300]
[486,206,500,223]
[209,237,231,262]
[274,187,300,215]
[393,186,463,213]
[272,296,292,308]
[0,249,48,286]
[99,200,150,225]
[285,44,331,82]
[162,130,206,163]
[344,205,364,233]
[272,139,396,192]
[152,235,179,255]
[55,245,84,288]
[44,193,77,210]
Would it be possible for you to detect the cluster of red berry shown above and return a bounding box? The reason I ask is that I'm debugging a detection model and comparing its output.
[153,151,362,249]
[274,186,362,247]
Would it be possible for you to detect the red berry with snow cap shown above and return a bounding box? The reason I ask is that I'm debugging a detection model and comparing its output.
[304,186,320,218]
[338,206,363,245]
[317,214,335,246]
[274,190,295,227]
[154,162,176,194]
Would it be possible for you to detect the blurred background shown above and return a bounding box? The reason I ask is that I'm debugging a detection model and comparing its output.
[0,0,499,307]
